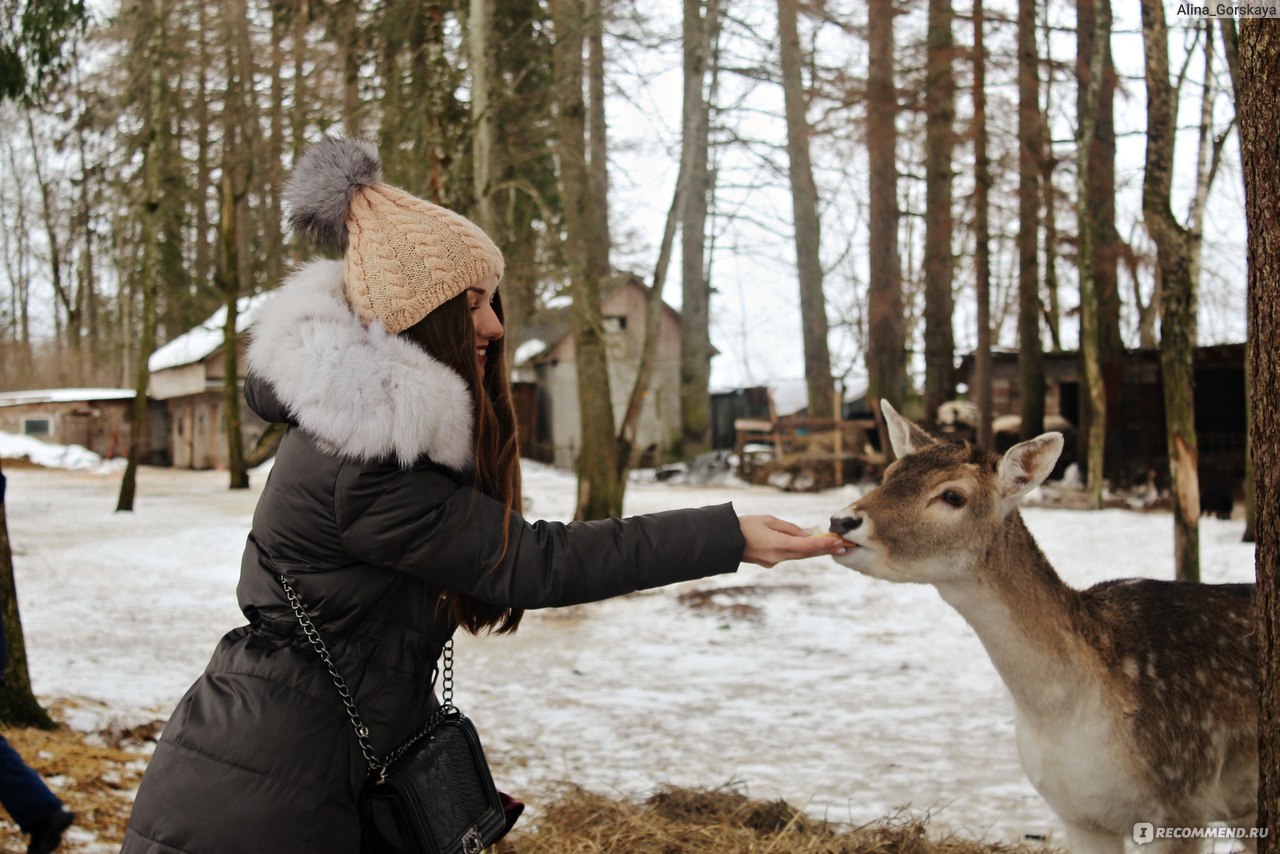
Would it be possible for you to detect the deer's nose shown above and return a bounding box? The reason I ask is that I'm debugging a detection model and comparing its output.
[830,513,863,535]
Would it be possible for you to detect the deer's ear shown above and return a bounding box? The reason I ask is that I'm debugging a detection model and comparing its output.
[880,400,936,460]
[996,432,1064,512]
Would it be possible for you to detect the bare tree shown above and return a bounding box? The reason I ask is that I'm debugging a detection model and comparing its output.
[1017,0,1045,440]
[679,0,721,455]
[117,0,170,513]
[552,0,622,520]
[867,0,906,448]
[972,0,993,450]
[1075,0,1110,509]
[922,0,956,425]
[1219,16,1255,545]
[777,0,834,421]
[1141,0,1200,581]
[470,0,496,236]
[1237,18,1279,847]
[586,0,611,280]
[0,462,54,727]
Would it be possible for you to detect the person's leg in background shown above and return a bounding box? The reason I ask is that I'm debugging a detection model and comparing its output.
[0,734,73,853]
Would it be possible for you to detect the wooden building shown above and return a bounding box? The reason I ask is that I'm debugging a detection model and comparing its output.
[148,296,271,470]
[0,388,168,463]
[955,344,1247,487]
[511,274,685,468]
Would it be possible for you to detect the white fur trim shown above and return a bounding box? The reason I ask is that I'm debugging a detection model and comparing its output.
[247,259,475,471]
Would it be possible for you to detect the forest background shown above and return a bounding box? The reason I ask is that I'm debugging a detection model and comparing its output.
[1,0,1279,845]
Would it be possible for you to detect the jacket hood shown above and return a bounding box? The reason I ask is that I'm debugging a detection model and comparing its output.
[246,259,475,471]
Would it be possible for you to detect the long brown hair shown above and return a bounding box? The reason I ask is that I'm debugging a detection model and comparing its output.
[400,290,525,635]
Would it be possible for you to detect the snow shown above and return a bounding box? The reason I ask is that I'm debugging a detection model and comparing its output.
[0,432,126,473]
[148,294,272,373]
[2,462,1256,846]
[513,338,547,366]
[0,388,136,407]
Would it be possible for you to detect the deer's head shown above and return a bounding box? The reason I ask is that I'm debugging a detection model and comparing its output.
[830,401,1063,584]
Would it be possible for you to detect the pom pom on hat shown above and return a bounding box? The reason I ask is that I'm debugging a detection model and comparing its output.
[283,137,504,334]
[284,138,383,253]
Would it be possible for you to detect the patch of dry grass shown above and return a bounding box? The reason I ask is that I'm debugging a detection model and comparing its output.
[0,724,1056,854]
[0,720,154,852]
[496,784,1057,854]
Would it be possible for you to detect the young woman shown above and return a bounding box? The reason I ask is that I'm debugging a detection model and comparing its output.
[121,138,845,853]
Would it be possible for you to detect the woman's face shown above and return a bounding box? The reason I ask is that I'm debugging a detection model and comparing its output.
[468,275,503,376]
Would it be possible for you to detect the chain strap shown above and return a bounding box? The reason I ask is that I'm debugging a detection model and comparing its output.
[278,574,453,781]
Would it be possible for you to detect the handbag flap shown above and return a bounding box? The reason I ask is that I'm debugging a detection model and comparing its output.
[377,713,506,853]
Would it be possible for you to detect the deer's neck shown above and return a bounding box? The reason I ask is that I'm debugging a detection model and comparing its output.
[934,512,1092,723]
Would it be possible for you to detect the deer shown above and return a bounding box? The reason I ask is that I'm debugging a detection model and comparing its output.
[829,402,1258,854]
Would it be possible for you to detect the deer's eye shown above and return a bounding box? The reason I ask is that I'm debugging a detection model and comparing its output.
[940,490,966,508]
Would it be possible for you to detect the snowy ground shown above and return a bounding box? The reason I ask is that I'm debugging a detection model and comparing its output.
[2,460,1256,848]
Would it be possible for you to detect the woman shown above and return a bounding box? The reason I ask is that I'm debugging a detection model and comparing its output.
[122,138,845,853]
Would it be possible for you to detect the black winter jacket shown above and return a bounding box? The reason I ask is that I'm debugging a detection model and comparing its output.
[121,260,747,854]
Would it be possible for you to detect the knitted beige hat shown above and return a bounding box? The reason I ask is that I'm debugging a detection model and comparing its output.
[284,138,503,334]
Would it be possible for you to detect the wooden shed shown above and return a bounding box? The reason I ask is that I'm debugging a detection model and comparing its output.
[511,274,686,469]
[955,344,1247,487]
[0,388,167,463]
[148,296,271,470]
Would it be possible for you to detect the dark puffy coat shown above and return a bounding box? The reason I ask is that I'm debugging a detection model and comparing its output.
[121,261,746,853]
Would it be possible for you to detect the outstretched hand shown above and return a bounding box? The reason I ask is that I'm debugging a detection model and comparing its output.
[738,515,847,568]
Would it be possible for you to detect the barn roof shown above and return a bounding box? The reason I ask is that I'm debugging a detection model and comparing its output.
[149,294,272,373]
[0,388,136,408]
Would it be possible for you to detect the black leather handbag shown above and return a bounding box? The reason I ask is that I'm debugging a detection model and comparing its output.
[279,575,507,854]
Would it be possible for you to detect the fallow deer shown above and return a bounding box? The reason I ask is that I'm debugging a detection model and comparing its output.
[829,402,1258,854]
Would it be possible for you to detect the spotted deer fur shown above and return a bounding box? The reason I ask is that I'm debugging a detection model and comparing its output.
[829,402,1258,854]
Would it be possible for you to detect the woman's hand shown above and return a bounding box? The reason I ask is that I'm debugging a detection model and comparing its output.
[738,515,848,568]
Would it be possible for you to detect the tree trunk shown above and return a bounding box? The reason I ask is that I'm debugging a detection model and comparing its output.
[552,0,622,520]
[117,0,168,513]
[0,463,55,728]
[220,171,248,490]
[264,0,287,287]
[193,0,213,311]
[1076,0,1110,510]
[1017,0,1044,440]
[1039,4,1061,354]
[335,0,362,137]
[1085,0,1124,489]
[622,0,719,464]
[469,0,496,235]
[867,0,906,449]
[292,0,308,164]
[922,0,956,425]
[777,0,834,421]
[679,0,719,456]
[586,0,610,280]
[1141,0,1199,582]
[972,0,993,451]
[1218,16,1253,544]
[1237,18,1279,848]
[24,112,77,354]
